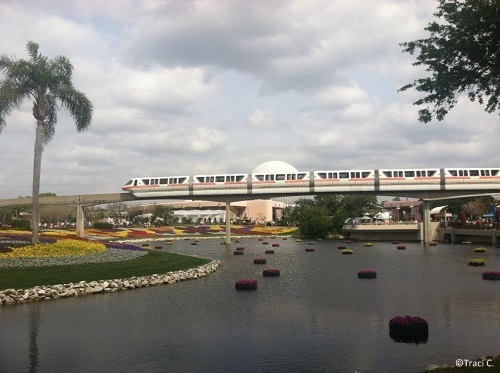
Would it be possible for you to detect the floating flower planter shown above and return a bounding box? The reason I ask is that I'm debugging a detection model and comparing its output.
[305,247,315,252]
[265,249,275,254]
[346,240,353,243]
[389,316,428,344]
[364,243,373,247]
[154,245,162,249]
[474,247,487,253]
[397,245,406,250]
[262,242,269,245]
[191,242,198,245]
[468,258,485,266]
[272,243,279,247]
[429,242,438,246]
[358,270,377,279]
[253,258,267,264]
[392,241,400,244]
[337,245,346,250]
[263,268,280,277]
[258,238,264,241]
[233,251,244,255]
[235,279,257,290]
[234,239,240,243]
[283,237,288,240]
[482,271,500,280]
[308,242,315,245]
[295,239,302,242]
[166,241,173,245]
[462,241,472,244]
[142,243,150,247]
[342,249,353,255]
[236,247,245,251]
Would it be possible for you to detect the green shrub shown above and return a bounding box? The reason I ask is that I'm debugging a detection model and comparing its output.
[10,218,31,231]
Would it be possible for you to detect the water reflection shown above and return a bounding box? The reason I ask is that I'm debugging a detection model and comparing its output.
[29,304,40,373]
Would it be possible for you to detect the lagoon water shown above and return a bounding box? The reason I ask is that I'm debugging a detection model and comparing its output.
[1,238,500,372]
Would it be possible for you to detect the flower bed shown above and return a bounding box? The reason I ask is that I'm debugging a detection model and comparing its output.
[468,258,485,266]
[253,258,267,264]
[263,268,280,277]
[482,271,500,280]
[389,316,428,344]
[341,249,353,255]
[235,279,257,290]
[305,247,315,252]
[358,270,377,279]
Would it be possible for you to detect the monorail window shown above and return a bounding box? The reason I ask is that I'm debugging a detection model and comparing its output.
[276,174,285,181]
[125,180,133,186]
[382,171,392,177]
[142,179,150,185]
[428,171,436,177]
[236,175,244,182]
[179,177,187,183]
[256,175,264,181]
[160,178,168,184]
[459,170,468,177]
[169,178,177,184]
[265,175,275,181]
[448,170,457,176]
[469,170,479,177]
[362,172,371,178]
[339,172,349,179]
[298,173,306,179]
[196,177,204,183]
[318,172,326,179]
[416,171,423,177]
[405,171,415,177]
[215,176,224,182]
[492,170,499,176]
[350,172,360,178]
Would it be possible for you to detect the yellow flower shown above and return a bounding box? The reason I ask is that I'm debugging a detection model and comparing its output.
[0,239,106,259]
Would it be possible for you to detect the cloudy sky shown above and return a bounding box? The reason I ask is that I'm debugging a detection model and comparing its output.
[0,0,498,199]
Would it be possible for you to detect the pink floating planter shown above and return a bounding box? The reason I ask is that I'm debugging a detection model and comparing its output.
[482,271,500,280]
[191,242,198,245]
[337,245,346,250]
[265,249,275,254]
[233,251,244,255]
[235,279,258,290]
[308,242,315,245]
[263,268,281,277]
[258,238,264,241]
[392,241,400,244]
[236,247,245,251]
[305,247,315,252]
[429,242,438,246]
[262,242,269,245]
[358,270,377,279]
[154,245,162,249]
[253,258,267,264]
[272,243,279,247]
[389,316,428,344]
[397,245,406,250]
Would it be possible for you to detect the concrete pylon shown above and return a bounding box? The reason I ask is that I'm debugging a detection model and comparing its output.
[225,201,231,245]
[76,197,85,238]
[422,200,431,244]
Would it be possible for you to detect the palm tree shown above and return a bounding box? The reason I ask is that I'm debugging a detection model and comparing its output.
[0,41,93,243]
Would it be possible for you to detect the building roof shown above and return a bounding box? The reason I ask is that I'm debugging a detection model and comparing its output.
[251,161,299,174]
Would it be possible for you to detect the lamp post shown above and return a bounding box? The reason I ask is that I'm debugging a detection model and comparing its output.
[396,207,401,222]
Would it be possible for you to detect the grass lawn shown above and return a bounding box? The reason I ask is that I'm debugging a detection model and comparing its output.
[0,250,210,290]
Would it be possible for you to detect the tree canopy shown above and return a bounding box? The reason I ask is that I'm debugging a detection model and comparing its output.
[400,0,500,123]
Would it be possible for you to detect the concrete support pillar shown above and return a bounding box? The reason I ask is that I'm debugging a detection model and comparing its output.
[225,201,231,245]
[76,198,85,238]
[422,200,432,244]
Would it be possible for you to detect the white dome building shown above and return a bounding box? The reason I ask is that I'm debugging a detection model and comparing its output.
[251,160,299,174]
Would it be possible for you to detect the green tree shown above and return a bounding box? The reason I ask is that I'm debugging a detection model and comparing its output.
[152,205,176,226]
[399,0,500,123]
[297,205,332,239]
[0,41,93,243]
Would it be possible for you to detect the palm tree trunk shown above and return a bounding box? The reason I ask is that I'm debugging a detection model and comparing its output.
[31,121,45,244]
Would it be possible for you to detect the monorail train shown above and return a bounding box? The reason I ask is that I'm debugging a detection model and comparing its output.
[121,168,500,197]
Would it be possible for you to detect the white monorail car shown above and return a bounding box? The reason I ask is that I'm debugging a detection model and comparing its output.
[443,168,500,190]
[378,168,441,191]
[250,171,310,194]
[313,170,376,193]
[191,174,249,196]
[121,176,190,197]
